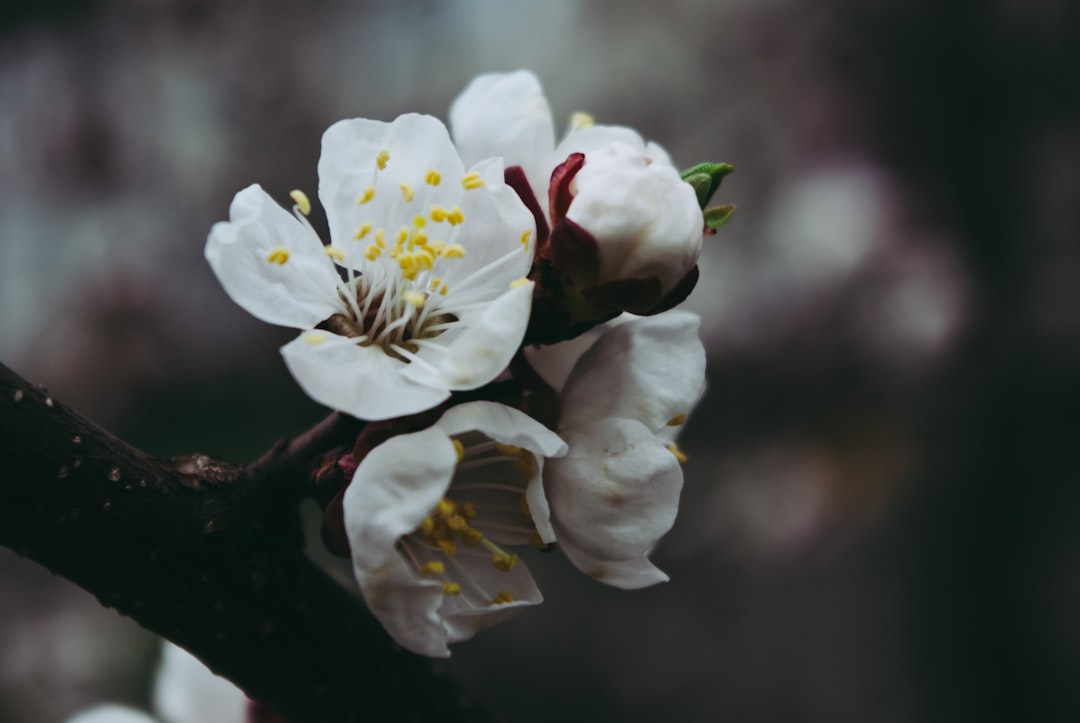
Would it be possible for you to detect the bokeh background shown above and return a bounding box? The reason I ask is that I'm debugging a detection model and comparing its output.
[2,0,1079,721]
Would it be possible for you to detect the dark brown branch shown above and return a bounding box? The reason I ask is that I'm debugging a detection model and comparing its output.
[0,362,491,723]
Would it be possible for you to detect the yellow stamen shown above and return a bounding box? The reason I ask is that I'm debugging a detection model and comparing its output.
[439,282,449,295]
[520,229,532,248]
[376,149,390,170]
[492,553,518,573]
[425,168,441,186]
[462,502,477,520]
[290,189,311,216]
[667,442,688,464]
[395,226,409,246]
[303,332,326,346]
[444,244,466,259]
[412,215,427,228]
[429,205,448,222]
[437,539,457,557]
[428,240,446,255]
[461,171,484,190]
[374,228,386,247]
[447,207,465,225]
[569,111,595,131]
[446,515,468,532]
[354,222,373,240]
[496,443,522,456]
[365,245,381,261]
[358,186,375,205]
[461,527,484,546]
[437,499,456,518]
[452,438,464,462]
[420,516,435,535]
[420,561,445,576]
[399,183,415,202]
[324,245,345,262]
[266,247,289,265]
[442,582,462,596]
[403,290,426,307]
[667,413,687,426]
[509,277,530,289]
[491,591,515,605]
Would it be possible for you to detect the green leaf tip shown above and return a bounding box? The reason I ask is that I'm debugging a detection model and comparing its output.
[681,162,734,208]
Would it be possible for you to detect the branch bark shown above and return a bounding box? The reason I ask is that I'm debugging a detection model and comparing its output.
[0,362,492,723]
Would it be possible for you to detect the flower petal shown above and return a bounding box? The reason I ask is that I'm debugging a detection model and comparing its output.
[64,706,160,723]
[435,400,567,544]
[404,281,534,392]
[205,184,343,329]
[281,331,450,420]
[441,550,543,644]
[343,428,459,657]
[554,541,670,590]
[559,311,706,431]
[555,124,674,168]
[546,419,683,589]
[449,70,556,208]
[152,643,247,723]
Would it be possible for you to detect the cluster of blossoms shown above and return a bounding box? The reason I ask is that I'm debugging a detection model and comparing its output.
[204,70,732,657]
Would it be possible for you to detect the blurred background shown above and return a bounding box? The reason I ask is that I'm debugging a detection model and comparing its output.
[1,0,1079,721]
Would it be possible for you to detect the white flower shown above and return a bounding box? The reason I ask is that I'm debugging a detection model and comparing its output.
[206,113,537,421]
[65,643,248,723]
[537,311,706,589]
[450,71,702,297]
[343,400,567,657]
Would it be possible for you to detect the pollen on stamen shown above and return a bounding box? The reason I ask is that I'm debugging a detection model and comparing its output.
[492,553,518,573]
[461,171,484,190]
[324,245,345,261]
[365,244,381,261]
[667,442,688,464]
[403,290,426,307]
[420,561,445,576]
[354,222,373,240]
[447,207,465,225]
[303,332,326,346]
[429,205,448,222]
[376,149,390,170]
[444,244,466,259]
[509,277,530,289]
[452,438,465,462]
[412,215,427,229]
[667,413,687,426]
[491,591,516,605]
[520,229,532,248]
[425,168,441,186]
[289,189,312,216]
[266,247,289,265]
[400,183,415,202]
[443,582,462,596]
[358,186,375,205]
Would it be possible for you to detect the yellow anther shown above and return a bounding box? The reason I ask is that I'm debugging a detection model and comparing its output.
[529,529,548,550]
[324,245,345,261]
[266,247,290,265]
[461,171,484,190]
[420,516,435,535]
[412,215,427,229]
[444,244,466,259]
[365,244,381,261]
[416,249,435,270]
[303,332,326,346]
[437,539,457,557]
[439,282,449,295]
[447,207,465,225]
[427,240,446,255]
[446,515,468,532]
[462,502,477,520]
[412,230,429,248]
[461,527,484,546]
[667,442,688,464]
[437,499,457,518]
[354,222,373,240]
[399,183,415,202]
[374,228,386,248]
[491,591,516,605]
[496,443,522,456]
[425,168,442,186]
[569,111,595,131]
[492,553,518,572]
[395,226,409,246]
[515,454,537,478]
[667,413,687,426]
[509,277,530,289]
[452,438,464,462]
[429,205,448,222]
[290,189,311,216]
[403,290,426,307]
[443,582,462,596]
[420,561,445,576]
[520,229,532,248]
[358,186,375,205]
[376,149,390,170]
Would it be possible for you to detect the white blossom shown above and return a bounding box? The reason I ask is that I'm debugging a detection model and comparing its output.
[207,113,537,420]
[538,311,706,588]
[343,400,567,657]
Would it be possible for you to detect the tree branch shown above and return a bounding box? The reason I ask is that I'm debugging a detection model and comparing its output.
[0,362,492,723]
